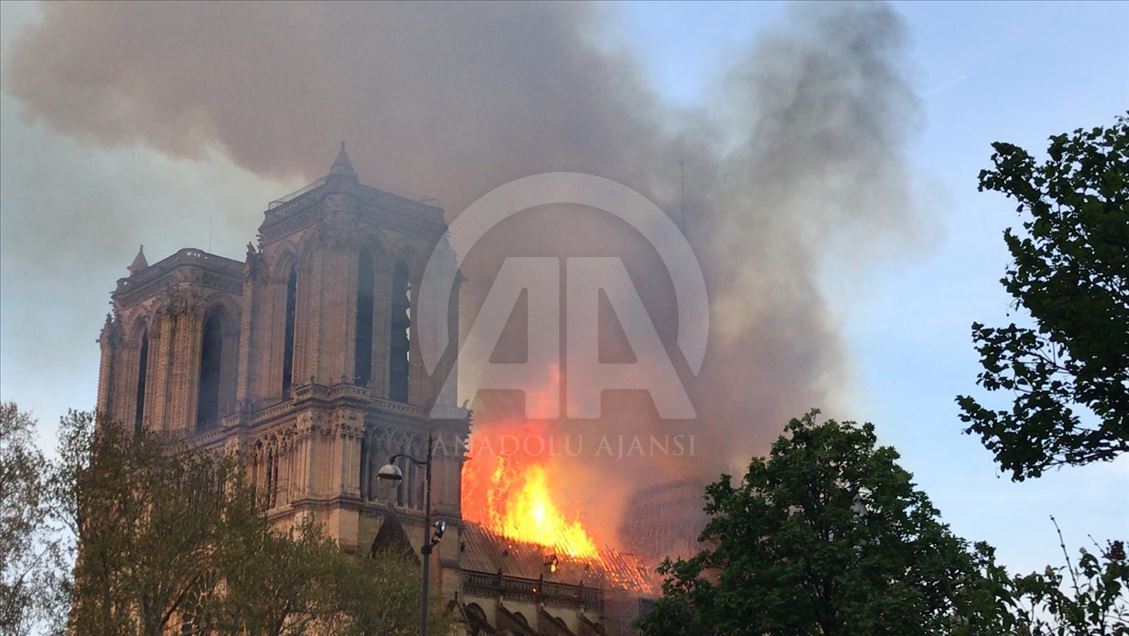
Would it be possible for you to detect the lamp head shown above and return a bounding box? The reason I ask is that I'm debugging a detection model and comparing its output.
[377,463,404,483]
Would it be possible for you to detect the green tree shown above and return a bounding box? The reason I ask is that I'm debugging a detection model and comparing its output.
[319,547,454,636]
[204,505,451,635]
[637,411,1012,635]
[0,403,65,635]
[1007,520,1128,635]
[53,410,452,635]
[957,115,1128,480]
[58,412,234,635]
[202,506,332,635]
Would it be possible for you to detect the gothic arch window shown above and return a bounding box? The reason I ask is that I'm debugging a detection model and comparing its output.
[399,447,413,508]
[390,261,411,402]
[197,309,224,430]
[362,426,402,503]
[406,442,416,509]
[394,434,413,507]
[401,435,425,511]
[251,441,262,505]
[282,266,298,396]
[359,434,371,500]
[134,328,149,434]
[355,249,375,386]
[265,444,279,509]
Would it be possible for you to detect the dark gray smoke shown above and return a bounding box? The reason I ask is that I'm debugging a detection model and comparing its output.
[3,2,921,545]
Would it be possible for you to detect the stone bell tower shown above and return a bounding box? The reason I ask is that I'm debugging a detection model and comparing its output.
[96,145,469,595]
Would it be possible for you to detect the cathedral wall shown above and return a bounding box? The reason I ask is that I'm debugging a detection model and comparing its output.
[96,156,478,628]
[99,265,244,435]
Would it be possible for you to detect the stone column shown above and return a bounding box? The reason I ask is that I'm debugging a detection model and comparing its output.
[147,311,173,431]
[95,315,118,417]
[235,257,258,408]
[170,306,204,432]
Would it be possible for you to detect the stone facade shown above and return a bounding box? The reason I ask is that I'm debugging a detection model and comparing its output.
[97,145,469,600]
[96,147,650,634]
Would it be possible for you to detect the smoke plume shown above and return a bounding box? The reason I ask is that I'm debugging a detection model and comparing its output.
[4,2,921,546]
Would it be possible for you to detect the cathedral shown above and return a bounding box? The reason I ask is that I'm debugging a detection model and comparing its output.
[95,147,651,635]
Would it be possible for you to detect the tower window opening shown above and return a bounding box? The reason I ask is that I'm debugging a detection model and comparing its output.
[390,262,411,402]
[282,266,298,396]
[134,330,149,434]
[197,311,223,430]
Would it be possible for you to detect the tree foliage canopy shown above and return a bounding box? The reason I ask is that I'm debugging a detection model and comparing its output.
[637,411,1010,635]
[1008,528,1128,635]
[637,412,1129,635]
[957,114,1128,480]
[0,404,66,635]
[49,411,449,636]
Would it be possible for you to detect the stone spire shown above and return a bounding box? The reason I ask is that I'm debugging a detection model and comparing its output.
[326,141,358,192]
[330,141,356,177]
[127,245,148,275]
[99,311,121,344]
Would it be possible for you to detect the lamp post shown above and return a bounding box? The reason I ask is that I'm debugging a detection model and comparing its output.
[377,432,445,636]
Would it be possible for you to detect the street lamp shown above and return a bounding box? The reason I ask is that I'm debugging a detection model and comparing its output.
[377,432,444,636]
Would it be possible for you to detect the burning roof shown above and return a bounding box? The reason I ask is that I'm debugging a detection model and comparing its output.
[460,521,656,596]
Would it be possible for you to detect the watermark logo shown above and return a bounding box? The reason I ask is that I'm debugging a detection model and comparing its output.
[419,173,708,419]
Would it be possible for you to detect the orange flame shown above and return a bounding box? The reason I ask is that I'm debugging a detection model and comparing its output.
[463,427,599,559]
[461,369,600,559]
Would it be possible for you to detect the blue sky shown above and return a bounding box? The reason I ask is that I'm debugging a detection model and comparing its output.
[1,1,1126,578]
[610,0,1128,573]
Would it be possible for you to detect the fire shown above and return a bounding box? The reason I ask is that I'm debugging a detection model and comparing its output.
[463,430,599,559]
[501,462,597,557]
[457,372,661,595]
[461,370,600,559]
